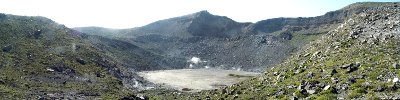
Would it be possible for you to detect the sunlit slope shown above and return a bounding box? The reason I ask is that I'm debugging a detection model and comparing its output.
[0,14,138,99]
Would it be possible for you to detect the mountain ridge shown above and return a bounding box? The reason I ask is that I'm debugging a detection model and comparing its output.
[75,4,371,72]
[139,2,400,99]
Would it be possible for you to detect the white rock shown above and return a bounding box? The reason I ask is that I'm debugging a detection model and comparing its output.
[307,89,316,94]
[312,51,320,57]
[136,94,145,99]
[393,78,399,83]
[323,85,331,90]
[46,68,54,72]
[276,75,281,80]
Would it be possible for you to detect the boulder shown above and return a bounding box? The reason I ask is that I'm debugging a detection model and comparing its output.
[306,72,314,78]
[330,69,338,75]
[331,78,339,83]
[0,79,5,84]
[27,53,34,60]
[375,86,384,92]
[393,63,399,69]
[33,29,42,39]
[2,44,12,52]
[340,63,353,69]
[323,85,331,90]
[306,89,316,94]
[76,58,86,65]
[393,78,399,83]
[341,62,360,73]
[299,89,308,95]
[347,78,356,84]
[233,94,239,99]
[273,72,279,76]
[294,69,304,74]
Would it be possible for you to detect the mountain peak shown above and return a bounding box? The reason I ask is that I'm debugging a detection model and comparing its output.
[192,10,213,17]
[197,10,210,14]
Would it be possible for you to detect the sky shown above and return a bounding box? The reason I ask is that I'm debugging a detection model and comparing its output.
[0,0,398,29]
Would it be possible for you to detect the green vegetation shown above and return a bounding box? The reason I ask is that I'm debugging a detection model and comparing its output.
[0,14,132,99]
[286,33,323,46]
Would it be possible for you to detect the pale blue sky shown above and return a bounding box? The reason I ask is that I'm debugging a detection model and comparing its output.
[0,0,398,29]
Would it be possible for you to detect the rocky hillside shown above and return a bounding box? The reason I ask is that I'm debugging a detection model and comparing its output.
[76,4,376,72]
[85,35,186,71]
[0,14,150,99]
[139,2,400,99]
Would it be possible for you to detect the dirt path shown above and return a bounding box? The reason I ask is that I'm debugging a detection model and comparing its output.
[138,68,259,92]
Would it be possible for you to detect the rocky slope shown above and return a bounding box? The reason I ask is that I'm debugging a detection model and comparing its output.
[85,35,186,71]
[0,14,150,99]
[76,4,374,72]
[139,2,400,99]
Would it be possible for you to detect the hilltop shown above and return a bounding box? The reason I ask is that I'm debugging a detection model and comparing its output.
[0,14,145,99]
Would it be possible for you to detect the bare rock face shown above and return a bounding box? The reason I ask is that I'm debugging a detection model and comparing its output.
[76,5,368,72]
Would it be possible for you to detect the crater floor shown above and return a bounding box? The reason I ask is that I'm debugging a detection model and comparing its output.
[138,69,259,92]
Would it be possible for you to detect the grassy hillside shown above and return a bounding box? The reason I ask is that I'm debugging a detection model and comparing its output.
[0,14,135,99]
[140,2,400,99]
